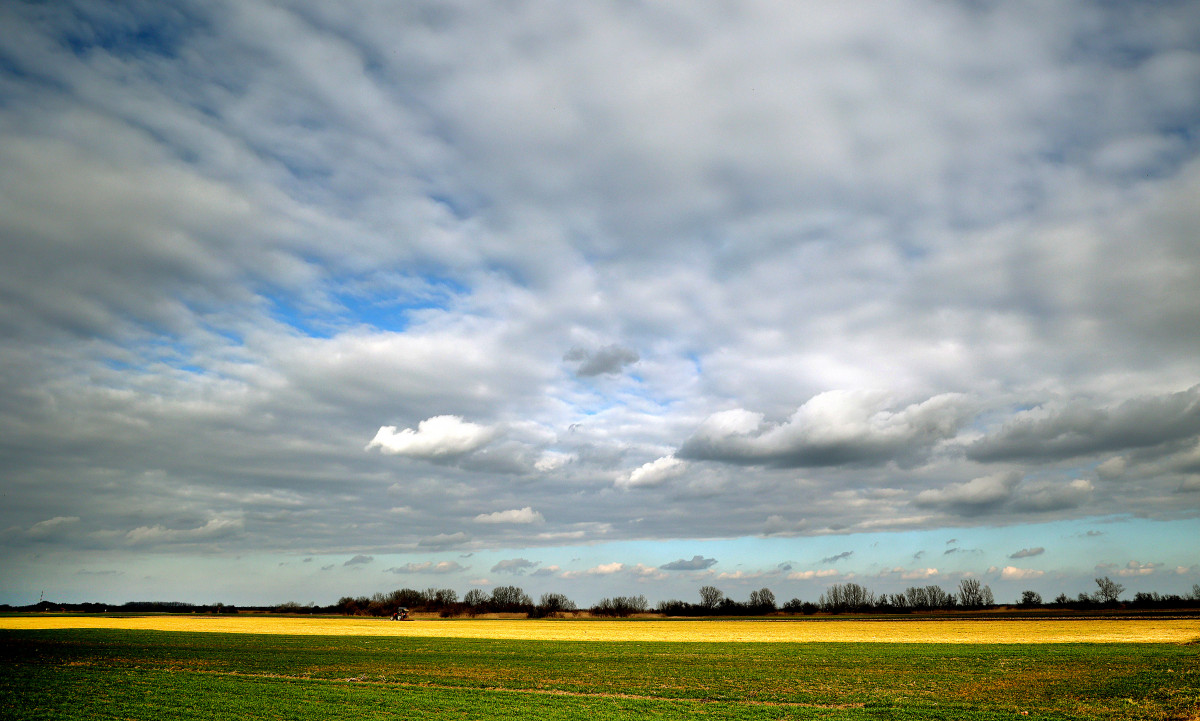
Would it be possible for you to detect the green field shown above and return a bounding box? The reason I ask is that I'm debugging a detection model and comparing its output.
[2,627,1198,720]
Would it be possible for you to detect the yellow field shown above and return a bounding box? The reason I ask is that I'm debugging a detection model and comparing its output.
[3,614,1197,643]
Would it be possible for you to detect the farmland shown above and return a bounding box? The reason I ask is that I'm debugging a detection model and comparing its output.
[5,612,1199,643]
[2,616,1198,719]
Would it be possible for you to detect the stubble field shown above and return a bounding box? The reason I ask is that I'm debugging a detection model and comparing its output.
[2,615,1198,719]
[4,613,1198,643]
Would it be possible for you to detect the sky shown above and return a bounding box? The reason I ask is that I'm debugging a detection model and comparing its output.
[1,0,1198,609]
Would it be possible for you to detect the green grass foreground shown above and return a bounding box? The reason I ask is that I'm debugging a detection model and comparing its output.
[2,628,1198,720]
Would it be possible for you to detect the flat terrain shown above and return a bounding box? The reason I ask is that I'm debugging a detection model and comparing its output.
[3,613,1198,643]
[2,617,1198,719]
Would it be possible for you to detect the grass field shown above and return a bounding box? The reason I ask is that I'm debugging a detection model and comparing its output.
[2,616,1198,719]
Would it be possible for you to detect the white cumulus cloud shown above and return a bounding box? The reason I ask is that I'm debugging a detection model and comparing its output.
[1115,561,1161,577]
[385,561,466,574]
[534,451,574,472]
[27,516,81,539]
[366,415,497,458]
[473,507,545,524]
[618,455,687,489]
[563,562,625,578]
[1000,566,1045,580]
[590,562,625,575]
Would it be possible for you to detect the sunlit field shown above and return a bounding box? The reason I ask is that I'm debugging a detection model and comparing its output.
[2,613,1197,643]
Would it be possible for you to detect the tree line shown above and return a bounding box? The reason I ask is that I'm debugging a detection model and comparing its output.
[7,578,1199,616]
[303,577,1200,617]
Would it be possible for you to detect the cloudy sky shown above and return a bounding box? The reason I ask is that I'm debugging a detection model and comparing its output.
[2,0,1198,608]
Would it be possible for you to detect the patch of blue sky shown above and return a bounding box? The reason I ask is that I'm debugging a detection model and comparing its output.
[334,291,432,333]
[202,323,245,349]
[267,294,340,339]
[614,384,682,416]
[59,5,200,60]
[339,272,467,327]
[100,335,208,379]
[0,48,34,87]
[101,357,141,374]
[465,515,1199,588]
[267,273,467,338]
[574,379,674,416]
[0,41,75,104]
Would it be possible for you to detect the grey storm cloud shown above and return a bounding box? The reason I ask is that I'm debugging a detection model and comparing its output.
[821,551,854,564]
[661,556,718,571]
[1010,547,1046,559]
[1012,480,1095,513]
[343,555,374,567]
[564,345,640,377]
[418,533,470,550]
[968,386,1200,463]
[915,472,1021,515]
[915,473,1094,517]
[491,558,539,574]
[678,392,973,468]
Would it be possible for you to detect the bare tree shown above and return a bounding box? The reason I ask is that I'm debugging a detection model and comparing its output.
[957,579,993,608]
[535,592,577,617]
[820,583,875,613]
[1019,590,1042,607]
[748,587,776,610]
[421,588,457,609]
[463,588,488,610]
[698,585,724,610]
[491,585,533,612]
[593,595,647,617]
[1094,576,1124,604]
[904,585,953,610]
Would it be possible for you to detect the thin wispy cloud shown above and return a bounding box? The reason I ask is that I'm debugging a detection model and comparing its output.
[661,556,718,572]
